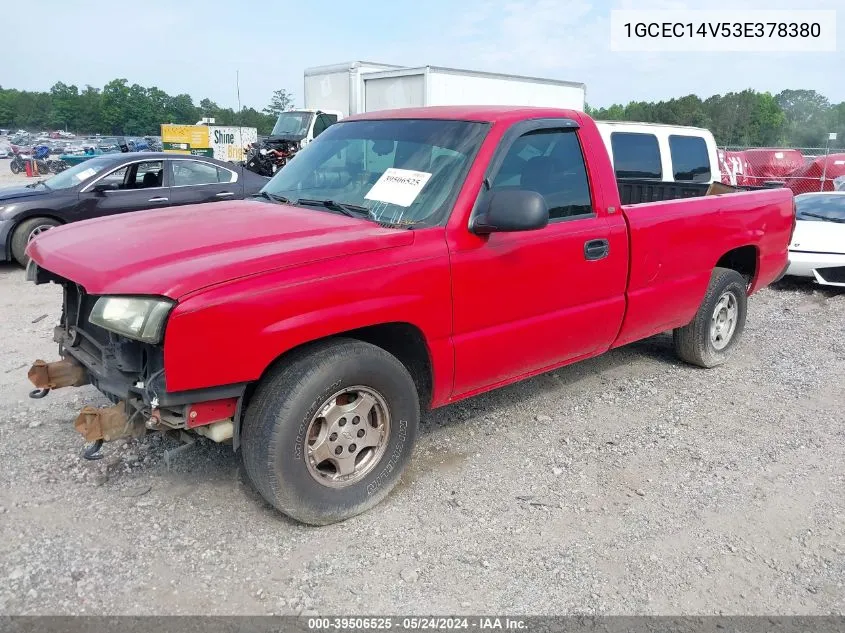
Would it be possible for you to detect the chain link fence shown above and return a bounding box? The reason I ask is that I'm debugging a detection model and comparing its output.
[719,143,844,195]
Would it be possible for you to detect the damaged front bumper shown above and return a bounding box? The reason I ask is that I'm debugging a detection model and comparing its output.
[25,270,246,455]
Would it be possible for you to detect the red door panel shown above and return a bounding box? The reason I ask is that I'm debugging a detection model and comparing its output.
[449,214,628,398]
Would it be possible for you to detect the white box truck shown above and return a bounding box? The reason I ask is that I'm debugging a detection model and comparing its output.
[304,61,406,118]
[303,62,586,117]
[360,66,586,112]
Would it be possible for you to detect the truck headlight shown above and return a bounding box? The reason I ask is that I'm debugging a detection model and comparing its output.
[89,296,174,343]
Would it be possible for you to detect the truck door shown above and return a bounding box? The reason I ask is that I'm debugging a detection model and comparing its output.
[449,121,629,397]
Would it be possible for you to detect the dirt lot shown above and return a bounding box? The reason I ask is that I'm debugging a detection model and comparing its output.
[0,166,843,615]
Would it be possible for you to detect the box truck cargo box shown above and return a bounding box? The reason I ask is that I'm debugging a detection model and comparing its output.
[304,61,405,118]
[304,62,586,116]
[362,66,586,112]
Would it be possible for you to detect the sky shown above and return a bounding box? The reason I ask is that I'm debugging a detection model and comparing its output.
[1,0,842,111]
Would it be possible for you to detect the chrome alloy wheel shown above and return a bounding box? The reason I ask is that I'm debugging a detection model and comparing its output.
[710,291,738,350]
[28,224,52,242]
[304,386,391,488]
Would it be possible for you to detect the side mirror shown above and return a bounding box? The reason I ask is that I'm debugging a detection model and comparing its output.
[92,182,118,193]
[471,189,549,235]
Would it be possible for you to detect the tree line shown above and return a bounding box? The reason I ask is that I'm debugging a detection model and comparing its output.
[587,89,844,149]
[1,79,842,149]
[0,80,296,136]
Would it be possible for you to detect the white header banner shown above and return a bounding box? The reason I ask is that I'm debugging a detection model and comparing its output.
[610,10,837,52]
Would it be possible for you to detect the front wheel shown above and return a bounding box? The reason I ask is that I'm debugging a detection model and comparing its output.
[241,338,420,525]
[673,267,748,368]
[10,217,60,267]
[10,159,21,174]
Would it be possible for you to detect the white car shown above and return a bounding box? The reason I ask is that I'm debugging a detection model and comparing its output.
[786,192,845,286]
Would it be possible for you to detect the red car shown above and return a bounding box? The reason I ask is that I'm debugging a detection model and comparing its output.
[26,106,795,525]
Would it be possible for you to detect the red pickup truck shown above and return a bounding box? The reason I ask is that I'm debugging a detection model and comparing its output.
[25,106,795,525]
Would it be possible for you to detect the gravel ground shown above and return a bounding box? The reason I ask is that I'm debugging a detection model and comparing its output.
[0,163,29,188]
[0,173,843,614]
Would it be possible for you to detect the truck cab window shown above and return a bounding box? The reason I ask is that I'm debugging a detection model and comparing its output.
[491,128,593,220]
[610,132,662,179]
[669,135,711,182]
[313,115,332,138]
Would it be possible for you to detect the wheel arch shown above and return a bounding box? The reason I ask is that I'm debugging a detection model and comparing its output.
[715,245,758,289]
[234,321,434,451]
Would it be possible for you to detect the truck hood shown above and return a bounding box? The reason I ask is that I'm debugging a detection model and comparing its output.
[791,220,845,255]
[27,200,414,298]
[0,184,51,201]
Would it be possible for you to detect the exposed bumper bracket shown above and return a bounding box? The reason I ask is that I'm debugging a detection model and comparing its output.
[27,358,89,390]
[73,401,145,443]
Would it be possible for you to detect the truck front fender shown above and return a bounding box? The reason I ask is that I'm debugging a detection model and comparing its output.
[161,237,453,402]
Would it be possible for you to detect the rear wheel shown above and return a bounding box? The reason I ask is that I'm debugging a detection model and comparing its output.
[10,217,60,267]
[241,338,420,525]
[10,159,21,174]
[673,267,748,368]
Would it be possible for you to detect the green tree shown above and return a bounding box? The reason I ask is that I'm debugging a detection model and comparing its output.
[166,93,199,125]
[776,89,832,147]
[49,82,79,130]
[122,83,156,135]
[0,88,15,127]
[76,85,103,134]
[101,78,130,134]
[263,89,295,117]
[704,90,785,146]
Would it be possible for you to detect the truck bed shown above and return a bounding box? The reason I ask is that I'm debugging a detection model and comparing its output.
[618,179,784,205]
[611,186,795,348]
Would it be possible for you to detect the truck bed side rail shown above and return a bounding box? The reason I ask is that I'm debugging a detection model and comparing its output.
[618,179,786,205]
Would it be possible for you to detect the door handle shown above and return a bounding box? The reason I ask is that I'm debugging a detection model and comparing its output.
[215,191,235,198]
[148,197,168,202]
[584,238,609,261]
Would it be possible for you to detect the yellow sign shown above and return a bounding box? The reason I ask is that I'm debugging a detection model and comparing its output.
[161,124,209,149]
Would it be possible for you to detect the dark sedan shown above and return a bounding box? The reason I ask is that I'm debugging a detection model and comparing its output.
[0,152,270,266]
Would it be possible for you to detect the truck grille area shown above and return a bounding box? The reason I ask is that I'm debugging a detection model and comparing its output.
[56,282,165,403]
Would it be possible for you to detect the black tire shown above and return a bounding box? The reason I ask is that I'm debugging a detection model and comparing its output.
[673,267,748,368]
[10,159,21,174]
[10,217,60,267]
[241,338,420,525]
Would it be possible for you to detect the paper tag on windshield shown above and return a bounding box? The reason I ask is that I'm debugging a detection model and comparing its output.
[365,168,432,207]
[75,167,96,181]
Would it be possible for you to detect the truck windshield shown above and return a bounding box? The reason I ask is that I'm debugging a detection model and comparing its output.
[260,118,489,227]
[271,111,314,138]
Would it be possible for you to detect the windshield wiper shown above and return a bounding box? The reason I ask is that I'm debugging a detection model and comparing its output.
[295,198,372,219]
[799,212,845,224]
[25,180,50,190]
[251,191,289,204]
